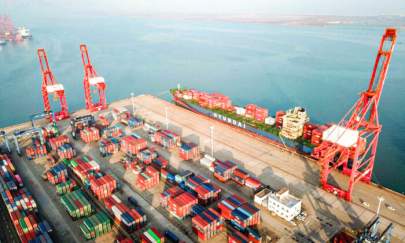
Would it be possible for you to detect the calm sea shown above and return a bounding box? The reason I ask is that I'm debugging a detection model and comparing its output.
[0,16,404,193]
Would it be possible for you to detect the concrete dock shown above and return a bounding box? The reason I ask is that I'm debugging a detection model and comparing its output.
[1,94,404,243]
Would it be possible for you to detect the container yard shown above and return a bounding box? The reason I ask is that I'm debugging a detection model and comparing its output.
[0,28,404,243]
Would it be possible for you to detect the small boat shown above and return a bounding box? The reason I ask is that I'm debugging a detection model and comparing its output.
[16,27,32,39]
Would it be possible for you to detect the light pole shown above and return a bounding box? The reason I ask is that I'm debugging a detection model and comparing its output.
[377,196,384,215]
[130,92,135,115]
[210,126,214,157]
[165,107,169,129]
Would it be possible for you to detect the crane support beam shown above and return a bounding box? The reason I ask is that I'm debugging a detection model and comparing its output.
[37,48,69,121]
[312,28,397,201]
[80,44,107,112]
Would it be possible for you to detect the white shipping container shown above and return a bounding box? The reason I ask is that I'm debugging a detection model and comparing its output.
[112,205,123,220]
[235,107,246,116]
[265,116,276,125]
[112,194,122,203]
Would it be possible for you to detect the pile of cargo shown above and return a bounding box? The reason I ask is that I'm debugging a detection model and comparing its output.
[136,166,160,191]
[89,173,117,199]
[200,154,216,172]
[79,211,112,240]
[60,189,93,219]
[99,138,121,157]
[218,195,260,229]
[80,127,100,143]
[48,135,70,150]
[25,142,47,160]
[275,111,285,129]
[310,124,329,146]
[279,107,309,140]
[185,90,233,110]
[97,114,111,127]
[121,135,148,155]
[140,227,164,243]
[214,160,237,182]
[120,155,139,170]
[128,116,143,129]
[244,177,262,191]
[112,107,131,125]
[0,154,54,243]
[167,190,198,219]
[64,156,100,183]
[185,174,221,204]
[161,186,184,208]
[231,168,249,186]
[137,148,158,164]
[46,163,68,184]
[159,168,176,184]
[104,195,147,231]
[151,156,168,169]
[56,143,76,160]
[55,180,77,195]
[152,129,180,150]
[0,154,20,190]
[244,104,268,122]
[227,226,262,243]
[179,142,199,160]
[192,206,224,240]
[102,125,123,138]
[302,123,318,140]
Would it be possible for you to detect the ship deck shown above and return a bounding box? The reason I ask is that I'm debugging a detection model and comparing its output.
[1,94,404,242]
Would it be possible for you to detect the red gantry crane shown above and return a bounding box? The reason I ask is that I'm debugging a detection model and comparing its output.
[80,44,107,112]
[37,48,69,121]
[312,28,397,201]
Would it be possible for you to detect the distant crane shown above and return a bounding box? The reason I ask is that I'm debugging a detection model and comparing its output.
[37,48,69,121]
[80,44,107,112]
[312,28,397,201]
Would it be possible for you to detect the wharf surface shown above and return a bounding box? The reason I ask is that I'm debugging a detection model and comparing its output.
[1,94,404,243]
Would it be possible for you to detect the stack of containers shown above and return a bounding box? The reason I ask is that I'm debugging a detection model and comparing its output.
[140,227,164,243]
[179,142,199,161]
[218,195,260,229]
[102,125,123,138]
[25,142,47,160]
[303,123,318,140]
[167,191,198,219]
[79,211,112,240]
[0,154,18,191]
[128,117,143,129]
[136,166,160,191]
[186,175,221,204]
[0,154,54,243]
[55,180,77,195]
[160,186,184,208]
[254,107,268,123]
[275,111,286,129]
[137,148,158,164]
[57,143,76,160]
[49,135,70,150]
[228,227,262,243]
[192,207,224,240]
[159,168,176,184]
[214,160,237,182]
[244,177,262,191]
[65,156,100,184]
[60,189,92,219]
[80,127,100,143]
[152,129,180,150]
[41,123,59,139]
[46,163,68,184]
[120,135,148,155]
[310,125,329,146]
[89,173,117,200]
[244,104,256,119]
[120,155,139,170]
[104,195,147,231]
[97,115,111,127]
[151,156,168,169]
[99,138,121,156]
[231,168,249,186]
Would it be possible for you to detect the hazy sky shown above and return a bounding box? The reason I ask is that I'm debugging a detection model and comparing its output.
[1,0,405,17]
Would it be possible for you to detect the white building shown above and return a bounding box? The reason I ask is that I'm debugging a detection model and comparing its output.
[255,187,301,222]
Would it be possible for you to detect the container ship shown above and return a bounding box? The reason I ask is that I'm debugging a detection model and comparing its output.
[171,87,317,155]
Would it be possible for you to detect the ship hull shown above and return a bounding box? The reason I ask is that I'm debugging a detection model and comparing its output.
[172,96,313,156]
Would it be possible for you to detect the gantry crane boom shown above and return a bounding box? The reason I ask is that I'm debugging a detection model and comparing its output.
[80,44,107,112]
[312,28,397,201]
[37,48,69,121]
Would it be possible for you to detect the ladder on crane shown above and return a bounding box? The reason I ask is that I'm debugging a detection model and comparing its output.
[37,48,69,121]
[80,44,107,112]
[312,28,397,201]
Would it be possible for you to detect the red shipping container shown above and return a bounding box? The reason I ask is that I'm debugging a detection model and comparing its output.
[121,136,147,155]
[167,191,198,219]
[80,127,100,143]
[49,135,70,150]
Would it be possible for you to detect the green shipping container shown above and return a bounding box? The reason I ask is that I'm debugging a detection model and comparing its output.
[60,189,92,218]
[80,212,111,240]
